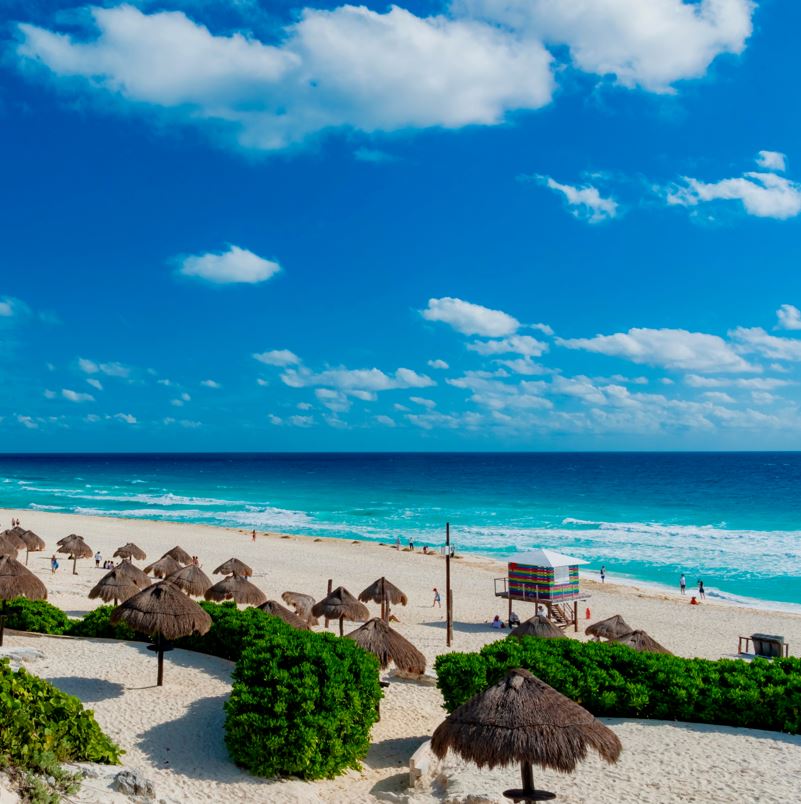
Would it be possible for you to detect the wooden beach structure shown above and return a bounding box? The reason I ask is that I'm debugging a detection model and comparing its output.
[494,548,589,632]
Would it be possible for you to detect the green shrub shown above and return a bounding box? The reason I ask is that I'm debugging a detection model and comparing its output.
[225,627,382,779]
[66,606,137,641]
[2,598,71,635]
[435,637,801,734]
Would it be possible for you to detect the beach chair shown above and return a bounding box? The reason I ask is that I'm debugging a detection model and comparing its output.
[737,633,790,658]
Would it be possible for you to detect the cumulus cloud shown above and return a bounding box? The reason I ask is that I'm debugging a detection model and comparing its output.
[756,150,787,171]
[114,412,137,424]
[776,304,801,331]
[559,327,756,373]
[730,326,801,361]
[178,245,280,284]
[62,388,95,402]
[315,388,351,412]
[410,396,436,409]
[78,357,130,377]
[684,375,793,389]
[16,4,554,151]
[201,379,221,388]
[427,359,449,370]
[422,297,519,337]
[468,334,548,357]
[86,378,103,391]
[534,175,618,222]
[282,365,434,393]
[375,414,396,427]
[289,414,314,427]
[253,349,301,366]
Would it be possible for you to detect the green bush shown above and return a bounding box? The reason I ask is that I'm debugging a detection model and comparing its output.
[225,627,382,779]
[2,598,71,635]
[66,606,137,641]
[435,637,801,734]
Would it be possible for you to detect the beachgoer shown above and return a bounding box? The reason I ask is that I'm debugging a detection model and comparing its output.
[680,574,686,595]
[698,580,705,600]
[251,529,256,542]
[490,615,504,629]
[95,551,102,568]
[50,555,58,574]
[509,611,520,628]
[422,545,429,554]
[432,587,441,608]
[409,538,414,552]
[600,565,606,583]
[690,596,699,605]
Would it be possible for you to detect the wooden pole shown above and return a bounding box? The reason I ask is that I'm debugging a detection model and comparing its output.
[325,578,332,629]
[574,601,578,633]
[445,522,453,647]
[381,576,387,622]
[339,616,344,637]
[72,555,78,575]
[156,634,165,686]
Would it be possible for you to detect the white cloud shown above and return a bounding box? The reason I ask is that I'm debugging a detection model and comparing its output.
[17,4,554,151]
[114,412,137,424]
[62,388,95,402]
[756,150,787,171]
[253,349,301,366]
[375,414,396,427]
[667,171,801,220]
[497,357,550,375]
[410,396,436,409]
[86,378,103,391]
[282,365,434,393]
[171,392,191,406]
[0,296,29,318]
[315,388,351,412]
[178,244,280,284]
[427,359,449,370]
[458,0,753,92]
[730,326,801,361]
[776,304,801,331]
[702,391,735,403]
[201,379,221,388]
[684,375,793,389]
[289,415,314,428]
[17,414,38,429]
[535,175,618,222]
[297,402,313,410]
[256,378,269,386]
[268,414,283,425]
[530,322,554,336]
[43,389,56,399]
[422,297,519,336]
[559,327,756,373]
[468,334,548,357]
[78,358,130,378]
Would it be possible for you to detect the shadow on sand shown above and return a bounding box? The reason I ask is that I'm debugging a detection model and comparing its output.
[47,676,126,703]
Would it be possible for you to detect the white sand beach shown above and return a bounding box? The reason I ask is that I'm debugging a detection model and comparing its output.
[3,508,801,803]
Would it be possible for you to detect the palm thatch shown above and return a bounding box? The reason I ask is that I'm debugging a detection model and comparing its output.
[258,600,310,630]
[213,558,253,577]
[281,591,319,626]
[613,629,672,655]
[1,529,26,550]
[312,586,370,635]
[144,555,183,579]
[358,577,408,620]
[57,534,81,546]
[167,564,213,597]
[162,546,193,566]
[57,535,93,575]
[89,569,146,605]
[114,559,152,587]
[346,617,426,674]
[431,668,622,799]
[113,542,147,561]
[0,555,48,646]
[509,615,566,640]
[19,530,46,552]
[0,534,19,557]
[585,614,632,641]
[204,574,266,606]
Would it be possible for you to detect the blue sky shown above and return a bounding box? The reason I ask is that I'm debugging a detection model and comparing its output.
[4,0,801,450]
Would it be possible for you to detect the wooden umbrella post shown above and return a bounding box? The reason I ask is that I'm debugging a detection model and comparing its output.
[380,576,387,622]
[72,555,78,575]
[156,634,165,687]
[339,616,344,637]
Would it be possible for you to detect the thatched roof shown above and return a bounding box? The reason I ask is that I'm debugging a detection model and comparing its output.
[346,617,426,674]
[0,555,47,601]
[89,569,146,604]
[167,564,213,597]
[162,546,193,566]
[613,630,672,655]
[0,534,20,557]
[312,586,370,623]
[585,614,632,641]
[204,575,266,606]
[57,533,81,546]
[281,591,319,625]
[19,530,46,552]
[114,559,152,587]
[213,558,253,577]
[57,536,93,559]
[144,555,183,578]
[509,615,566,640]
[258,600,310,630]
[113,542,147,561]
[431,668,622,773]
[1,529,26,550]
[111,580,212,641]
[358,577,408,607]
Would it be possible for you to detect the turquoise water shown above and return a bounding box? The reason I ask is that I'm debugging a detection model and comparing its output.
[2,452,800,607]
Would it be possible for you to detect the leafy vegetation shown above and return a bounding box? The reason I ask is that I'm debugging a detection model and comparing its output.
[435,637,801,733]
[225,626,382,779]
[2,599,71,636]
[66,605,137,641]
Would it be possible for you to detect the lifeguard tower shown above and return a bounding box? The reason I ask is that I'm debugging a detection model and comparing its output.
[494,548,589,632]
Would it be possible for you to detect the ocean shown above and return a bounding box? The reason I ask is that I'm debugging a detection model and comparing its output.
[1,452,800,608]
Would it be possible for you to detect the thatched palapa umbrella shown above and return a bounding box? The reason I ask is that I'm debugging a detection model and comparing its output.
[613,630,672,655]
[2,528,26,551]
[431,668,622,801]
[0,533,20,558]
[162,546,192,566]
[89,567,149,605]
[113,542,147,561]
[57,535,93,575]
[258,600,310,630]
[312,586,369,636]
[205,574,266,606]
[0,555,48,646]
[114,559,152,587]
[213,558,253,577]
[18,530,46,565]
[585,614,632,641]
[281,591,319,626]
[359,576,408,621]
[111,580,212,685]
[168,564,212,597]
[346,617,426,674]
[144,555,183,579]
[509,615,566,640]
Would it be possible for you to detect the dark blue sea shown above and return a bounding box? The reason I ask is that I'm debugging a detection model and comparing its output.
[1,452,800,607]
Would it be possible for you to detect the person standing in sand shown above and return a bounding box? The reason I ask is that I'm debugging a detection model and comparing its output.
[50,555,58,574]
[432,587,441,608]
[698,579,706,600]
[600,565,606,583]
[251,529,256,542]
[680,574,686,595]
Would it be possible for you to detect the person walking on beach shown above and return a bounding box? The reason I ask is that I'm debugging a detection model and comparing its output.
[600,565,606,583]
[50,555,58,574]
[680,574,686,595]
[251,529,256,542]
[409,538,415,552]
[432,587,441,608]
[94,551,101,568]
[698,579,705,600]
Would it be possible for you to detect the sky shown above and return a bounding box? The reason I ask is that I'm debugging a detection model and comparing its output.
[4,0,801,451]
